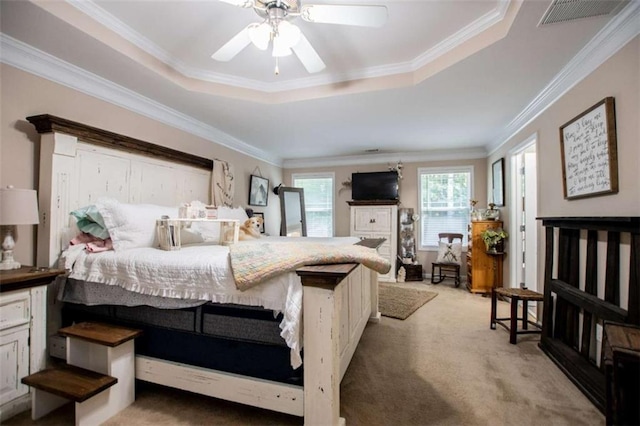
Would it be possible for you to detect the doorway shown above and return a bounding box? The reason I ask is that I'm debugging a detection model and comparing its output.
[509,135,538,304]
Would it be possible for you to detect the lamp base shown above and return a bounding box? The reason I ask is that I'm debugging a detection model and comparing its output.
[1,228,21,270]
[0,250,21,270]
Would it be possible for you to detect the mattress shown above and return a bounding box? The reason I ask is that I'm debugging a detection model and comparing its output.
[60,236,361,368]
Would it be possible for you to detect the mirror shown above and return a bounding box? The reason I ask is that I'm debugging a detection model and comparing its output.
[278,187,307,237]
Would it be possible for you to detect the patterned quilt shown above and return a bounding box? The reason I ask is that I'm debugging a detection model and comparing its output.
[229,240,391,291]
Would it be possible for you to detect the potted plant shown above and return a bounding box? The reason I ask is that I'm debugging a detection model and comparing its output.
[481,227,508,253]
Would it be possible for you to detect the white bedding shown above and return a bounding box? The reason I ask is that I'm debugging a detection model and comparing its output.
[62,236,360,368]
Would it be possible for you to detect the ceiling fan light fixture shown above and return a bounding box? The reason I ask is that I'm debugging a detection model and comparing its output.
[213,0,386,74]
[248,22,271,50]
[272,34,293,57]
[277,21,301,47]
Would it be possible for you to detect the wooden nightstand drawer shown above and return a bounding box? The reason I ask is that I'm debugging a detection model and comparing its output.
[0,292,30,331]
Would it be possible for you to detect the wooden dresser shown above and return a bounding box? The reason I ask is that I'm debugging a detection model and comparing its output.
[466,220,504,294]
[348,200,398,282]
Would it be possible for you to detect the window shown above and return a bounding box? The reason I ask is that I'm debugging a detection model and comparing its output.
[418,167,473,248]
[292,173,334,237]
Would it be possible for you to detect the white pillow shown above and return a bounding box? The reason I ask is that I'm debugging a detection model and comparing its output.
[97,198,178,251]
[192,206,249,241]
[435,241,462,264]
[180,227,205,246]
[217,206,249,222]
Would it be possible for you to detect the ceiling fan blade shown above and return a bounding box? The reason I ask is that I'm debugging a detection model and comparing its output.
[291,33,325,73]
[211,26,252,61]
[301,5,388,28]
[218,0,255,8]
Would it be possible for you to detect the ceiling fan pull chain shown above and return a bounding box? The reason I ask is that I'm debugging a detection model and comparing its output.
[274,57,280,75]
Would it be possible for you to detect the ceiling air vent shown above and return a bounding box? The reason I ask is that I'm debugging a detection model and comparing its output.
[539,0,626,26]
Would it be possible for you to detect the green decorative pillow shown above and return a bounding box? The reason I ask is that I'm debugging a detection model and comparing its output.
[435,241,462,264]
[70,205,109,239]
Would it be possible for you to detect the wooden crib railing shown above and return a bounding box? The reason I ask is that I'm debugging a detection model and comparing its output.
[539,217,639,413]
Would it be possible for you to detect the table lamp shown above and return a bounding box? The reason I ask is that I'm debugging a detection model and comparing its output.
[0,186,39,270]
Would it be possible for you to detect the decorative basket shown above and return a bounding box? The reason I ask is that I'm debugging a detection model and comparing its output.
[156,219,182,251]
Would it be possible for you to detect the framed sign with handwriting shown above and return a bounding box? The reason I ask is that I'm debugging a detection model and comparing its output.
[560,97,618,200]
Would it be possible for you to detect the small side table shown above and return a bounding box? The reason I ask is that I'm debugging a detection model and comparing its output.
[486,250,505,294]
[0,266,65,422]
[490,287,543,344]
[0,266,65,293]
[603,322,640,426]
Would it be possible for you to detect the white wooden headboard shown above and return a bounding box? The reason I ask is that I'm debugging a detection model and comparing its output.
[28,114,212,267]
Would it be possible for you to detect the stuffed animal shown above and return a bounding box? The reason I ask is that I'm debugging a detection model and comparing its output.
[397,266,406,283]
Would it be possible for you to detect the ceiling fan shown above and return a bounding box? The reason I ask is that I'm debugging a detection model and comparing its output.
[211,0,388,74]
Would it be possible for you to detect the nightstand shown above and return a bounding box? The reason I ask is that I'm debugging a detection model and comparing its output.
[0,266,65,421]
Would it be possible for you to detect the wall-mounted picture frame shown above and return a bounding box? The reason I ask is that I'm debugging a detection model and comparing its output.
[248,174,269,206]
[253,212,265,234]
[492,158,505,207]
[560,97,618,200]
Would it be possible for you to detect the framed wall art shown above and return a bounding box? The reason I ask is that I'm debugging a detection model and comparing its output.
[492,158,504,207]
[248,174,269,206]
[560,97,618,200]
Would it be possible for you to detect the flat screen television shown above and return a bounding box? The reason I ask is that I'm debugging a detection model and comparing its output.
[351,171,399,201]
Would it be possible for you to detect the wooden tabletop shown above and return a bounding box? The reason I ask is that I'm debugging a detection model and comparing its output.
[0,265,66,293]
[604,322,640,360]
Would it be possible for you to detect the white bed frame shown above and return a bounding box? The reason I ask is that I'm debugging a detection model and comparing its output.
[30,114,381,426]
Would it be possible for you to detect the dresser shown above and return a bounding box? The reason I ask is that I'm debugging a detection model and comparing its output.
[0,266,64,421]
[466,220,504,294]
[348,201,398,282]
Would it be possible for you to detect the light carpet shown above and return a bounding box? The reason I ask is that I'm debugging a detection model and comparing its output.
[378,282,437,320]
[5,283,604,426]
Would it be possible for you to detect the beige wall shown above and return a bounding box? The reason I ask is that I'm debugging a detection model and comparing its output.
[285,158,488,274]
[287,36,639,290]
[0,64,283,266]
[488,36,639,291]
[2,36,637,283]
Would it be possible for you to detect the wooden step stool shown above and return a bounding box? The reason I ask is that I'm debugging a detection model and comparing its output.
[21,322,142,425]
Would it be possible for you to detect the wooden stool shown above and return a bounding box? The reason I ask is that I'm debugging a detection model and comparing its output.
[22,322,142,425]
[490,287,543,344]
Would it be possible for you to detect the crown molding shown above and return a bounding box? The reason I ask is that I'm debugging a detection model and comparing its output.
[487,0,640,155]
[67,0,514,93]
[0,34,283,167]
[411,0,510,71]
[283,147,488,169]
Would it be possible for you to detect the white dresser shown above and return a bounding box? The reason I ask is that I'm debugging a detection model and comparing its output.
[348,201,398,282]
[0,267,63,421]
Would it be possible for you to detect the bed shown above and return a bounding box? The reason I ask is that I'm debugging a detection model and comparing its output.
[28,114,387,425]
[538,217,639,414]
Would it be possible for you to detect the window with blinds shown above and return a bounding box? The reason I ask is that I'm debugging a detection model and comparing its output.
[292,173,334,237]
[418,167,473,248]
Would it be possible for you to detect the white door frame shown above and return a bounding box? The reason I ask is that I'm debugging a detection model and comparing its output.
[508,134,538,301]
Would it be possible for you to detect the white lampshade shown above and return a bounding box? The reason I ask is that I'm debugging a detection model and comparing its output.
[0,186,39,225]
[248,22,271,51]
[278,21,301,47]
[272,34,293,57]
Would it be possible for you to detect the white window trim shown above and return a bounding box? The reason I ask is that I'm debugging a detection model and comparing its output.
[291,172,336,237]
[417,165,474,251]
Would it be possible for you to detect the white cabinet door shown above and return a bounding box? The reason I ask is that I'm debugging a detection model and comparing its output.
[0,327,29,406]
[353,208,391,233]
